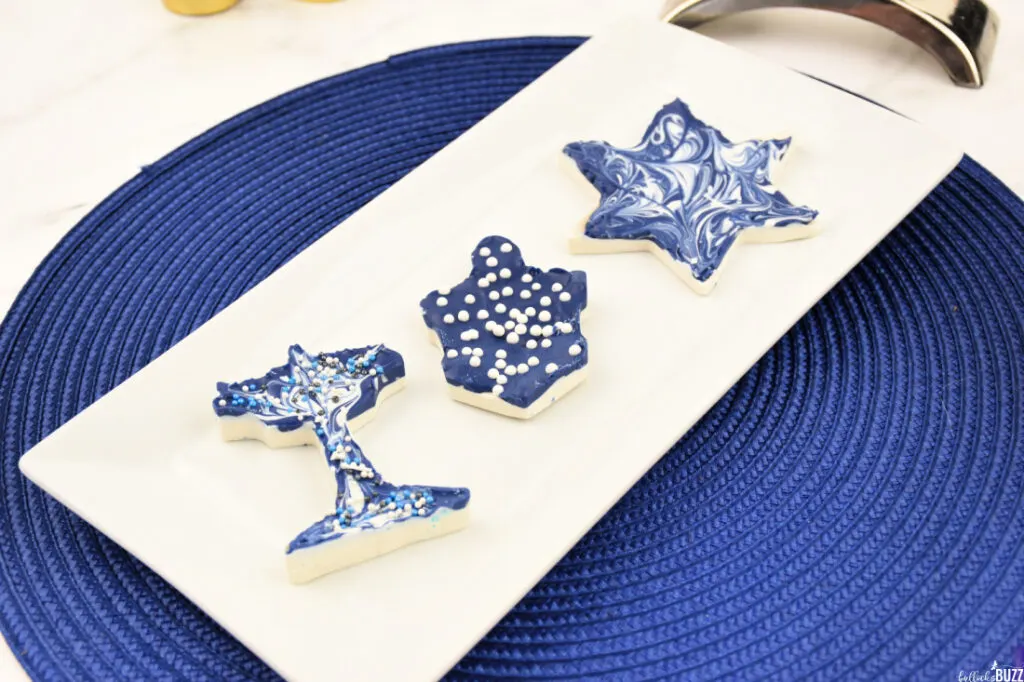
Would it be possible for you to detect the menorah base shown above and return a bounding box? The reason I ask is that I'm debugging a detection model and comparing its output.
[660,0,999,88]
[286,506,471,584]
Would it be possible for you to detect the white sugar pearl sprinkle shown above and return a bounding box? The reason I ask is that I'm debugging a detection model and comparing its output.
[458,310,470,322]
[477,310,489,320]
[487,368,499,379]
[545,363,558,374]
[472,348,483,357]
[538,310,551,322]
[469,356,481,367]
[478,278,490,288]
[526,339,538,349]
[460,329,479,341]
[486,256,498,267]
[436,297,448,306]
[528,356,539,367]
[541,339,552,348]
[438,288,451,295]
[495,359,507,369]
[520,290,531,299]
[461,347,472,355]
[542,325,554,337]
[499,268,511,279]
[495,303,507,313]
[503,320,515,330]
[489,291,500,301]
[525,307,536,317]
[502,287,513,297]
[496,350,507,359]
[479,247,491,257]
[521,274,533,283]
[515,323,527,335]
[532,283,541,291]
[446,349,458,358]
[539,296,552,306]
[559,292,571,302]
[506,332,520,344]
[443,313,455,324]
[517,363,529,373]
[487,272,498,283]
[551,283,563,292]
[530,325,542,336]
[492,325,505,337]
[492,385,504,395]
[500,242,513,253]
[504,365,517,376]
[569,344,582,356]
[464,294,476,304]
[496,374,508,385]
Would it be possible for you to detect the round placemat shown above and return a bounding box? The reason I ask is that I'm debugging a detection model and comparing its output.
[1,38,1022,681]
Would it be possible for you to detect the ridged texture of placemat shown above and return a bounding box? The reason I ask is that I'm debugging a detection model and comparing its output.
[0,38,1022,681]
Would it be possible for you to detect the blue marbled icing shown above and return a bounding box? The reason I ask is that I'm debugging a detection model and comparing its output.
[213,344,405,437]
[288,482,470,553]
[420,236,588,410]
[213,344,469,555]
[563,99,819,283]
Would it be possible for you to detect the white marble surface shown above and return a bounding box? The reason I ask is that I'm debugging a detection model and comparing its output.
[0,0,1020,677]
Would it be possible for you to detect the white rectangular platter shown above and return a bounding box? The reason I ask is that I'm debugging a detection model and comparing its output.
[20,18,961,682]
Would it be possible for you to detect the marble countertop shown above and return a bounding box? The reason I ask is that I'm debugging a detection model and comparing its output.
[0,0,1020,677]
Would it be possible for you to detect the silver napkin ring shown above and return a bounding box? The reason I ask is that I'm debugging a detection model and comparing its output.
[661,0,999,88]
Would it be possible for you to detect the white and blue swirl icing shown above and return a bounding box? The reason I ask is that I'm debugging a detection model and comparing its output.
[420,236,587,409]
[213,344,470,554]
[564,99,819,283]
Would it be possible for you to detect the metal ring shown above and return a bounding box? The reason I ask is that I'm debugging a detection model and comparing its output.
[661,0,999,88]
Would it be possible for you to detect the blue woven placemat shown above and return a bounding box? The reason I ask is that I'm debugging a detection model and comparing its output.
[1,37,1022,681]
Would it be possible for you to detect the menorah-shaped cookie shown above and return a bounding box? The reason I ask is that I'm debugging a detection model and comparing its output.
[214,344,470,584]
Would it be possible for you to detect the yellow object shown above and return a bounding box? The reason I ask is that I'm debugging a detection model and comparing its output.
[162,0,239,16]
